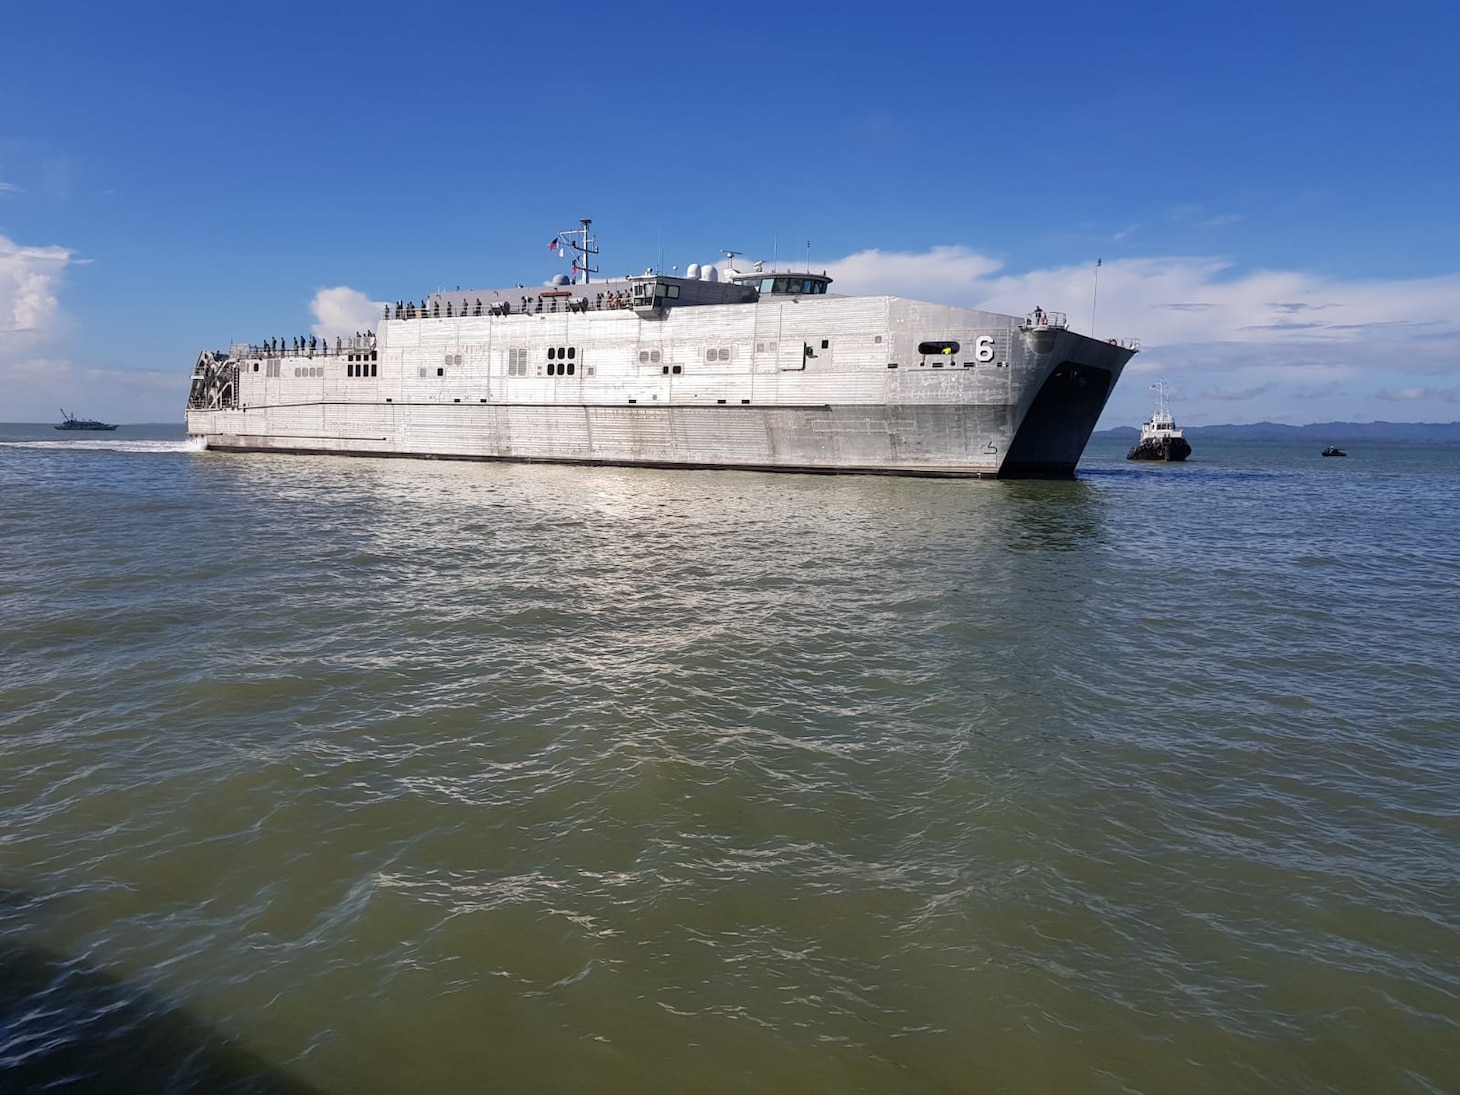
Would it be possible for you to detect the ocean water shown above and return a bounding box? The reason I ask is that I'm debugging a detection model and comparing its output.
[2,422,1457,1094]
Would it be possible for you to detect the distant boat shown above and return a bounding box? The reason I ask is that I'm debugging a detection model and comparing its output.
[1321,445,1346,457]
[1127,380,1191,462]
[55,409,118,432]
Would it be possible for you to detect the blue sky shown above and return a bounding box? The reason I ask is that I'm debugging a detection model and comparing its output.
[2,0,1457,426]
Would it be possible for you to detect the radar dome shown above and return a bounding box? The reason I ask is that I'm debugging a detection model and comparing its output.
[701,264,719,283]
[551,273,571,286]
[685,263,701,280]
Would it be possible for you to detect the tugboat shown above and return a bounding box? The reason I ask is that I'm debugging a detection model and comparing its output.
[1126,380,1191,462]
[55,409,118,432]
[1321,445,1347,457]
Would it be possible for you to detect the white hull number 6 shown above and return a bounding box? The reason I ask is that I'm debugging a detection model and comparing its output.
[974,336,995,363]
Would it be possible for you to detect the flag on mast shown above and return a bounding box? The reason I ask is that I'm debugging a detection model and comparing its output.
[547,237,558,251]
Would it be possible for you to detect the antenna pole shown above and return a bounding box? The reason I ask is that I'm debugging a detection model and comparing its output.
[1091,258,1102,336]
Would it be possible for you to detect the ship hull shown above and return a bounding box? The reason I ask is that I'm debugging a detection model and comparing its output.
[1126,436,1192,462]
[187,291,1133,479]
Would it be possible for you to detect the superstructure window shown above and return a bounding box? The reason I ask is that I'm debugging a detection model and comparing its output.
[760,277,829,294]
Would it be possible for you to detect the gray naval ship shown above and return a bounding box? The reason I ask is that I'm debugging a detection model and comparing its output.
[187,221,1138,477]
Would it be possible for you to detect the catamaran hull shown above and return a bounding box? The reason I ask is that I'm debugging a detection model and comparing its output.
[187,292,1133,478]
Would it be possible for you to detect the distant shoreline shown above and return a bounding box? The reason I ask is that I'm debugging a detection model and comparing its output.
[1096,421,1460,443]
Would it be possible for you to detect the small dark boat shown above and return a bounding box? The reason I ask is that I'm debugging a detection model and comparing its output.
[55,409,118,432]
[1321,446,1346,458]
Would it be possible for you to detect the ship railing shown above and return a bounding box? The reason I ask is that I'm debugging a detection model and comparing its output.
[1023,310,1067,329]
[393,291,639,320]
[1101,337,1141,352]
[228,335,377,359]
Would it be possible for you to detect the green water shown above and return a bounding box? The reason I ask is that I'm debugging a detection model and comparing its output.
[2,426,1457,1092]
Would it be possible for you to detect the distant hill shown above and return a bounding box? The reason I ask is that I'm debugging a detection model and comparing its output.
[1095,421,1460,443]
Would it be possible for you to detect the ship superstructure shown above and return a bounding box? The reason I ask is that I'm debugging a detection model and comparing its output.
[187,222,1138,477]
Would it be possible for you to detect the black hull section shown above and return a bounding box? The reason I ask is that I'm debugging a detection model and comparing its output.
[1127,437,1191,462]
[999,362,1116,478]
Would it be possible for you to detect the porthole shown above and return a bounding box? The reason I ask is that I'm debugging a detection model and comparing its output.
[566,363,575,376]
[567,347,576,359]
[548,347,557,360]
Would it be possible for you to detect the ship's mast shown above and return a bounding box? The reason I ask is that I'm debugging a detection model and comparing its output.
[1153,378,1171,421]
[554,217,599,285]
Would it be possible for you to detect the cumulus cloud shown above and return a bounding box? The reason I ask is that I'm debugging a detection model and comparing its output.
[820,246,1460,424]
[1376,386,1460,403]
[310,286,387,339]
[1,236,74,335]
[822,246,1004,300]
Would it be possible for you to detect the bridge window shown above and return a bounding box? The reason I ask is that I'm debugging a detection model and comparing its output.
[760,276,829,294]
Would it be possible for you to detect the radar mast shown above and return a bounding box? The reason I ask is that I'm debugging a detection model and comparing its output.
[552,218,599,285]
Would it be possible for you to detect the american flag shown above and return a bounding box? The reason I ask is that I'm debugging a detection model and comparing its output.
[547,237,558,251]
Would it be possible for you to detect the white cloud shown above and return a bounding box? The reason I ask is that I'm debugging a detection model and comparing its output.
[1,236,74,334]
[821,246,1004,300]
[0,235,176,422]
[310,286,387,339]
[1376,386,1460,403]
[820,247,1460,425]
[4,235,1459,426]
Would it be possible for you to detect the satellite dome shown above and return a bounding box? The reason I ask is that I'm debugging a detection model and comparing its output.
[551,273,571,286]
[686,263,701,280]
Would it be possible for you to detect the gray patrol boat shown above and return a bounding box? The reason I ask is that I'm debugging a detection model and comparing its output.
[187,221,1138,477]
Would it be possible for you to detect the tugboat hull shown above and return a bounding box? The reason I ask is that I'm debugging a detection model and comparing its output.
[1127,436,1191,462]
